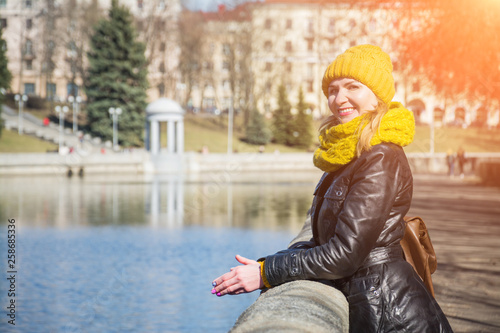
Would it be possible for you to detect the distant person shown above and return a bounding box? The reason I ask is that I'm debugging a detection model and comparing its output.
[43,117,50,127]
[457,147,466,178]
[211,45,453,332]
[446,148,455,177]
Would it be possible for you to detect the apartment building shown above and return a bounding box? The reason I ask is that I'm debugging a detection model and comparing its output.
[0,0,181,102]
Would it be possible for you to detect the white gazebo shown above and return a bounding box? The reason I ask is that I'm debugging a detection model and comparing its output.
[145,98,185,155]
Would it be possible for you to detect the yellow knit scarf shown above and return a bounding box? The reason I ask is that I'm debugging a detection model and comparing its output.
[313,102,415,172]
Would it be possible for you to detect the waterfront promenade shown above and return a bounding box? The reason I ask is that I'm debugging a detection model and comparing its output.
[408,174,500,332]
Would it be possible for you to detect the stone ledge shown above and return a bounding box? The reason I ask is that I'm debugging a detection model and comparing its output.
[230,280,348,333]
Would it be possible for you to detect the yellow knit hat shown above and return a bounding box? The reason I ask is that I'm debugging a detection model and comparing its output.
[322,44,395,105]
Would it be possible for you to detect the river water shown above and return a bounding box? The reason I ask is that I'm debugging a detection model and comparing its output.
[0,171,323,333]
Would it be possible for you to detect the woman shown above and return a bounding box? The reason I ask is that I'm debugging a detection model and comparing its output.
[212,45,453,332]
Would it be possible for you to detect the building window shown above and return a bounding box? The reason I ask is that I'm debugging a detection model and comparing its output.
[222,43,231,55]
[307,80,314,93]
[0,18,6,29]
[157,0,165,10]
[286,19,292,29]
[24,39,33,56]
[154,20,165,31]
[46,83,56,100]
[26,18,32,30]
[137,0,143,9]
[329,40,335,52]
[265,62,272,72]
[159,61,165,73]
[67,83,78,97]
[307,39,313,51]
[393,61,399,72]
[307,18,314,33]
[412,81,420,92]
[159,42,166,52]
[25,59,32,70]
[285,41,292,52]
[24,83,35,95]
[285,62,292,72]
[222,61,230,70]
[328,18,335,32]
[264,40,272,52]
[0,0,6,8]
[24,0,32,8]
[265,19,272,29]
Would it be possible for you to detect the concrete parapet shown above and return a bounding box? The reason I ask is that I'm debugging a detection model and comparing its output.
[230,280,348,333]
[1,151,500,176]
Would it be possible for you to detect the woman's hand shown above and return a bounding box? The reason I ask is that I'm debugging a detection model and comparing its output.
[211,255,264,296]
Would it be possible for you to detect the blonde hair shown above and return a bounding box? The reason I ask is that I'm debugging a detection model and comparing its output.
[319,99,389,157]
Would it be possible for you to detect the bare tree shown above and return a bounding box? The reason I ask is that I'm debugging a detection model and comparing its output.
[178,9,207,108]
[60,0,102,98]
[135,0,180,99]
[38,0,61,99]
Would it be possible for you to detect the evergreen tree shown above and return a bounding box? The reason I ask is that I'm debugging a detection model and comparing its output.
[289,87,313,149]
[272,84,293,145]
[0,27,12,137]
[245,107,272,145]
[85,0,148,147]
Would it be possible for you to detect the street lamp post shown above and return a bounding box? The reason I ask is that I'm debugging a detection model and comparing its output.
[108,107,122,151]
[68,96,82,133]
[14,94,28,134]
[55,105,69,152]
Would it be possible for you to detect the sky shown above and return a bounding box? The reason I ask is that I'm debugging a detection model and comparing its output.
[182,0,226,11]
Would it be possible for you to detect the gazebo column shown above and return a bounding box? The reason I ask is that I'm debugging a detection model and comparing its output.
[144,120,150,151]
[151,120,160,155]
[176,120,184,154]
[167,120,175,154]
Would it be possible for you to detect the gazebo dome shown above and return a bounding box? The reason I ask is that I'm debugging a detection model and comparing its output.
[146,98,185,115]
